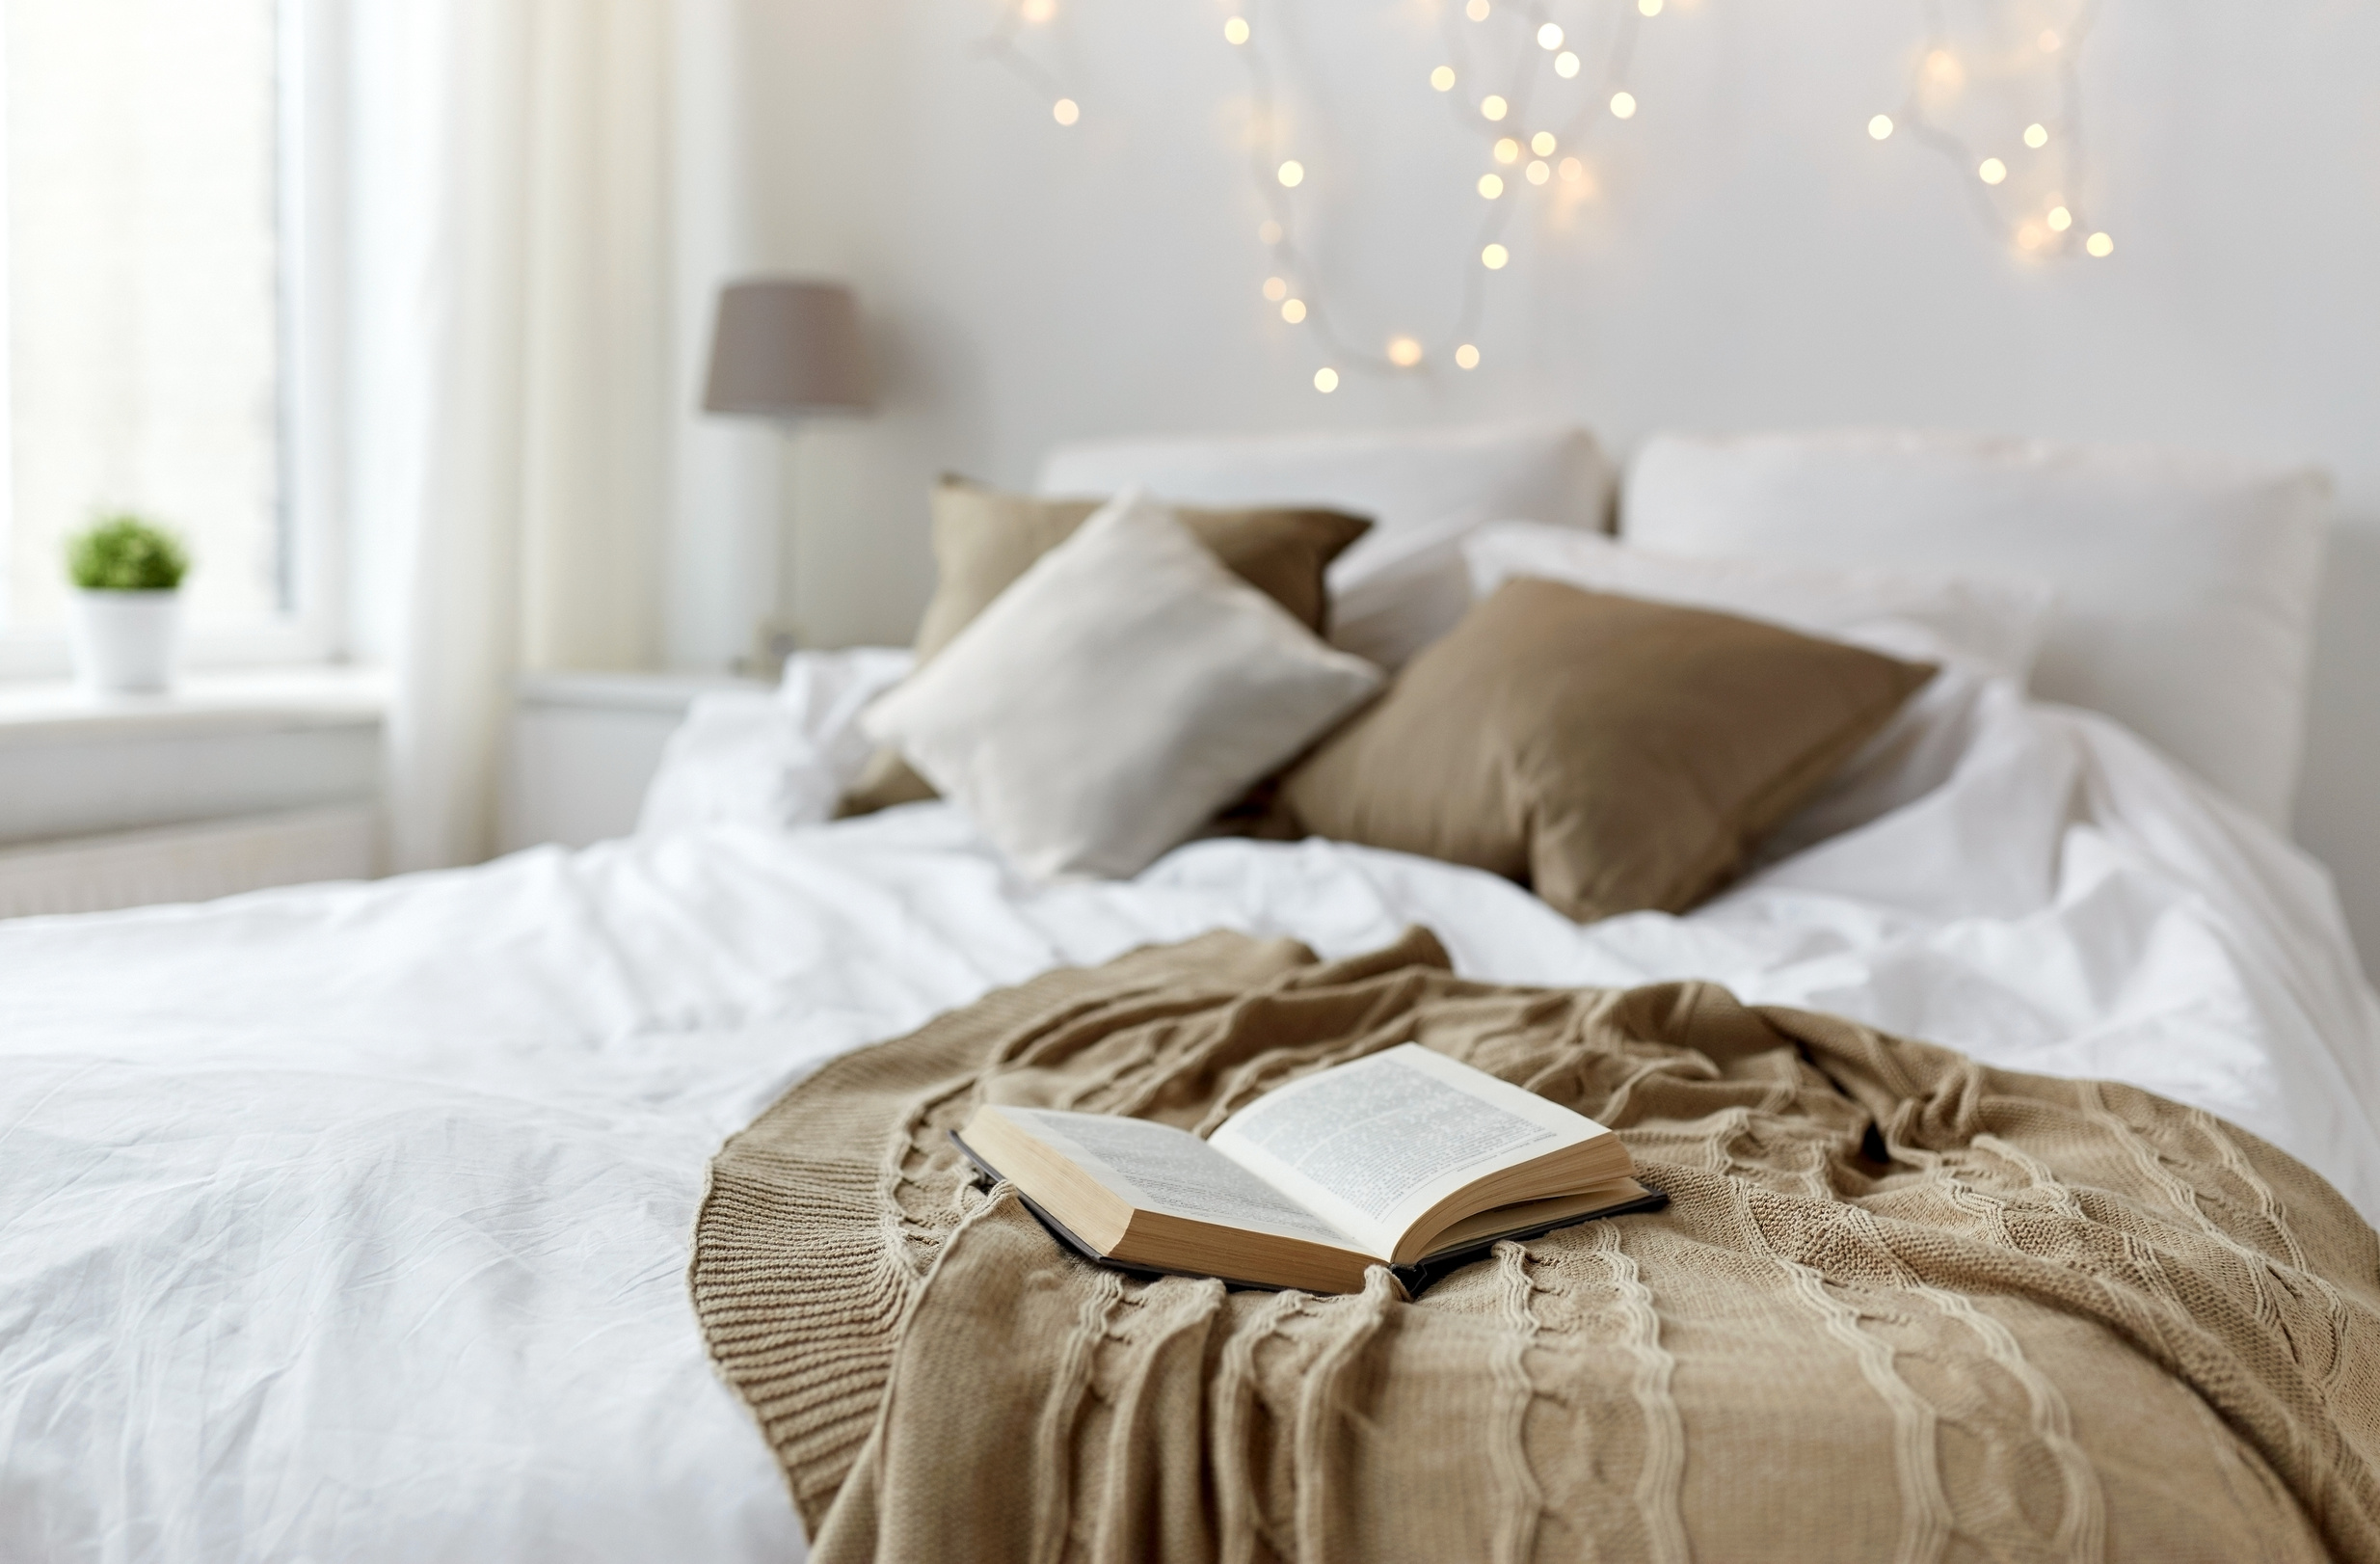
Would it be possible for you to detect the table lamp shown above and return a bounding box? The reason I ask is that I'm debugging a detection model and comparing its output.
[701,278,871,671]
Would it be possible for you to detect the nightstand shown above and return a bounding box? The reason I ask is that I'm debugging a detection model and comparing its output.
[500,672,766,850]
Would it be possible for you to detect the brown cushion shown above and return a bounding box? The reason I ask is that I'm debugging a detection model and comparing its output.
[839,477,1371,816]
[1276,578,1936,922]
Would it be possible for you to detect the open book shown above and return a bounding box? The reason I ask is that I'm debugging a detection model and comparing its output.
[953,1043,1663,1296]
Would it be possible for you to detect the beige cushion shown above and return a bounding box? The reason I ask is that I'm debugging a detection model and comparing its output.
[860,491,1382,880]
[840,476,1370,816]
[1277,579,1936,922]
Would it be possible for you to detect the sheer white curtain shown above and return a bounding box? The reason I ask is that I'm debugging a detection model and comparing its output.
[343,0,759,871]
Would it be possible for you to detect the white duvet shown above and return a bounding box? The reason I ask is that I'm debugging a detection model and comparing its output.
[4,652,2377,1563]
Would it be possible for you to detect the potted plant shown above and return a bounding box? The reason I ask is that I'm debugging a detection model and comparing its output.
[65,513,191,693]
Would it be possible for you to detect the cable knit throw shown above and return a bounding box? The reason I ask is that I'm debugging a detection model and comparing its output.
[689,928,2380,1563]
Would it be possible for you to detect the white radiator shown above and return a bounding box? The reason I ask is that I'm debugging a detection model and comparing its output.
[0,804,379,920]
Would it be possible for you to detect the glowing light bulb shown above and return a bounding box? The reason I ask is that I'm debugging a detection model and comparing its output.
[1431,65,1456,92]
[1868,114,1894,141]
[1052,97,1080,125]
[1262,276,1288,302]
[1978,157,2007,185]
[2018,223,2046,250]
[1531,131,1556,156]
[1640,0,1663,13]
[2046,205,2072,231]
[1388,337,1423,367]
[1537,22,1564,48]
[2085,231,2114,257]
[1494,137,1520,164]
[1558,156,1584,181]
[1609,92,1637,120]
[1455,343,1481,369]
[1464,0,1489,19]
[2023,122,2048,149]
[1554,50,1580,78]
[1478,173,1505,199]
[1257,219,1283,244]
[2039,29,2062,52]
[1314,367,1339,393]
[1926,50,1960,83]
[1482,94,1509,121]
[1281,298,1307,323]
[1222,15,1249,44]
[1526,159,1550,184]
[1276,159,1304,187]
[1020,0,1056,21]
[1481,243,1510,270]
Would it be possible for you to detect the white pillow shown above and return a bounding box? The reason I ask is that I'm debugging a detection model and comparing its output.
[1324,505,1495,670]
[1462,524,2058,681]
[860,490,1382,880]
[636,647,911,836]
[1034,422,1613,581]
[1623,429,2332,827]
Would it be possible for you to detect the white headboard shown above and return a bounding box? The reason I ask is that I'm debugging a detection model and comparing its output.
[1036,422,1614,567]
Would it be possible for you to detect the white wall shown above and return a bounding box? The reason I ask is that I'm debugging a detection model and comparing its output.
[714,0,2380,964]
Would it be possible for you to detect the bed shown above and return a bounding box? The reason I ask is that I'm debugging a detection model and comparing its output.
[3,424,2373,1560]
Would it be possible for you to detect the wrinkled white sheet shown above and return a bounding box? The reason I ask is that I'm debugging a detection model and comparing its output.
[4,652,2376,1563]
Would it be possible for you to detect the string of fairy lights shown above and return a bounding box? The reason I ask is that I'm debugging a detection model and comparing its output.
[1865,0,2110,259]
[977,0,2115,391]
[977,0,1656,392]
[973,0,1082,125]
[1235,0,1655,390]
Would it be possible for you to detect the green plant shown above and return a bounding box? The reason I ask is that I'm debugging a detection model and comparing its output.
[66,513,190,591]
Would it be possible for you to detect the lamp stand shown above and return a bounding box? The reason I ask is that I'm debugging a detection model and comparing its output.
[734,422,806,681]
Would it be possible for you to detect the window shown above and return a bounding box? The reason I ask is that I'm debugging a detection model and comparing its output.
[0,0,327,672]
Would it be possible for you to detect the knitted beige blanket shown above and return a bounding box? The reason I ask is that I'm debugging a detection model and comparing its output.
[689,929,2380,1563]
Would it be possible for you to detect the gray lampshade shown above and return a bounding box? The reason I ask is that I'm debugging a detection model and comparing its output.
[702,278,870,418]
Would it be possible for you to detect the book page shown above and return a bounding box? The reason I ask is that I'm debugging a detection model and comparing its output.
[1208,1044,1595,1257]
[998,1108,1361,1251]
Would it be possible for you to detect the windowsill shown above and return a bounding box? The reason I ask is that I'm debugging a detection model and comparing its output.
[0,665,388,748]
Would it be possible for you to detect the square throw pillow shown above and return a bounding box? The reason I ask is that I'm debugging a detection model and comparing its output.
[861,491,1383,881]
[839,476,1371,816]
[1277,578,1936,922]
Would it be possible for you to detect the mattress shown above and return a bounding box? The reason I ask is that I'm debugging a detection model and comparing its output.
[3,655,2376,1561]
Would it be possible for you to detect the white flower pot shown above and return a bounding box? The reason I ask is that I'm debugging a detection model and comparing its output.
[68,589,183,693]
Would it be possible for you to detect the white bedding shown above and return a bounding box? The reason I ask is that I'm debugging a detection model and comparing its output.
[4,655,2377,1562]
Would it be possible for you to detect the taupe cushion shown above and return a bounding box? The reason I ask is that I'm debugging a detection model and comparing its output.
[1277,578,1936,922]
[840,476,1370,817]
